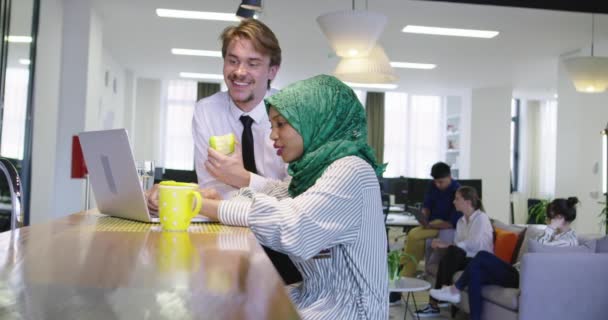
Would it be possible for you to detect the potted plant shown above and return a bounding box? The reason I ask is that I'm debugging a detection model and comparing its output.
[527,199,550,224]
[599,200,608,235]
[387,249,417,282]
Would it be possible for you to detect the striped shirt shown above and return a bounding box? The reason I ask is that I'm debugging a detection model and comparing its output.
[536,227,578,247]
[219,156,388,320]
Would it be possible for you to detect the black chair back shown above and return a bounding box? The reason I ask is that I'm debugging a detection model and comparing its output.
[161,169,198,184]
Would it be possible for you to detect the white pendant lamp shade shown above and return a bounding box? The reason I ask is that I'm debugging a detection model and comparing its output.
[564,56,608,93]
[334,46,398,84]
[317,10,387,58]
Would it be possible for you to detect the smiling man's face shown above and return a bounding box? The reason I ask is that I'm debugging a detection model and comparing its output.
[223,37,279,112]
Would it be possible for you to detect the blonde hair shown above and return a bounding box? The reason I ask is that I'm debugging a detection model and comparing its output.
[220,19,281,67]
[457,186,484,212]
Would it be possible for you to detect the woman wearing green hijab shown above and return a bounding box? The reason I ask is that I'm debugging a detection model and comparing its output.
[198,75,388,319]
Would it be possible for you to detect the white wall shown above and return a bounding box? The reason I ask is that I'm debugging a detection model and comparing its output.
[123,69,137,136]
[469,87,512,223]
[555,59,608,234]
[133,78,162,163]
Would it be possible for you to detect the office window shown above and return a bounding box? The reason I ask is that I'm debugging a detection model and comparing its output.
[510,99,520,191]
[383,93,443,178]
[536,100,557,197]
[0,68,29,160]
[163,80,197,170]
[354,89,366,107]
[383,92,408,177]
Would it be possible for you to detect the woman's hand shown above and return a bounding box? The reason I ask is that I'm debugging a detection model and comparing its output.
[431,239,449,249]
[549,216,565,230]
[197,188,222,221]
[145,184,160,211]
[199,188,221,200]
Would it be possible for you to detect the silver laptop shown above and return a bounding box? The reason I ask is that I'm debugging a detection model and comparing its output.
[78,129,209,223]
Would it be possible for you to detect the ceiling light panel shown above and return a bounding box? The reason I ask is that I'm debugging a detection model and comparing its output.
[344,82,398,90]
[390,62,436,69]
[402,25,499,38]
[156,8,239,22]
[172,48,222,57]
[179,72,224,80]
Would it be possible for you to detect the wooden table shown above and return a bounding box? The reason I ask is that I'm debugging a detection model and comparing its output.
[0,210,300,319]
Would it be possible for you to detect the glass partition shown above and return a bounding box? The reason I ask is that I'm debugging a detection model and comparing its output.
[0,0,38,226]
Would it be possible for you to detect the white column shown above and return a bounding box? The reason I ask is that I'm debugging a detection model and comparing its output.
[469,87,512,223]
[31,0,97,223]
[30,0,64,224]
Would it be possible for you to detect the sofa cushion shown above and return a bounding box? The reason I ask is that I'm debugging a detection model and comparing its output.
[453,271,520,312]
[480,286,519,311]
[595,236,608,253]
[494,227,519,264]
[516,224,546,263]
[492,221,527,264]
[527,238,596,253]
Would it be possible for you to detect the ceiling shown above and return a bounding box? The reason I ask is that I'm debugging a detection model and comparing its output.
[91,0,608,96]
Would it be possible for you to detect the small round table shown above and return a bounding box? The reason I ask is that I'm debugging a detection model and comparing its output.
[389,277,431,320]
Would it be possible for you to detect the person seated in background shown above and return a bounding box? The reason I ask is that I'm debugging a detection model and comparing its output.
[196,75,388,319]
[400,162,462,278]
[429,197,579,320]
[416,186,493,317]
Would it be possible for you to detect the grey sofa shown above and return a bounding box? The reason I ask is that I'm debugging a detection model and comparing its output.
[425,224,608,320]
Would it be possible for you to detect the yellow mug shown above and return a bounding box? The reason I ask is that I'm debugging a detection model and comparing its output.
[158,181,202,231]
[209,133,236,155]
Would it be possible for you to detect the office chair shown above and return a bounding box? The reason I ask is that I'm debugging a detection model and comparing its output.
[0,158,23,231]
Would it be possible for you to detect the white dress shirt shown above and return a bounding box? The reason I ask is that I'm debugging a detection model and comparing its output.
[454,209,494,257]
[192,90,287,199]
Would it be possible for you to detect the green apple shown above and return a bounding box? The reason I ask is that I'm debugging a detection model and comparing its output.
[209,133,236,155]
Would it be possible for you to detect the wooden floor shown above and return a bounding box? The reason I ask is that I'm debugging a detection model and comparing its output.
[387,227,470,320]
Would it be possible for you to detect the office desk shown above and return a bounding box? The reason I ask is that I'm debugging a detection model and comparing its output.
[0,210,300,319]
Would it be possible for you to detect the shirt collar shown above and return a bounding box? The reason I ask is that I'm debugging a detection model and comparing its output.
[466,209,482,223]
[229,91,273,124]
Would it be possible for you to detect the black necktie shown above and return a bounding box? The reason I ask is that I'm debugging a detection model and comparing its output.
[240,115,258,174]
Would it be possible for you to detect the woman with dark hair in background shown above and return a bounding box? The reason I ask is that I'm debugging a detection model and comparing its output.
[430,197,580,320]
[416,186,494,317]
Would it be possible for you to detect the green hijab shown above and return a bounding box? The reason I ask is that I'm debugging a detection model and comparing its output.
[265,74,384,197]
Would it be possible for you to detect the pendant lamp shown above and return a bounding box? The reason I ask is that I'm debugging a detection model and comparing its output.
[564,14,608,93]
[317,1,387,58]
[334,45,398,84]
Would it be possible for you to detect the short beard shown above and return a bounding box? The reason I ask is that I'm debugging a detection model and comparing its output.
[232,92,255,104]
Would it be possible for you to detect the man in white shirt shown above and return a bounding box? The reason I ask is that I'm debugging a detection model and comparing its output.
[191,19,301,285]
[192,19,287,199]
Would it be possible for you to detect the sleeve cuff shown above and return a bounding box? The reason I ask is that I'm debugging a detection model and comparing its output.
[248,173,267,192]
[456,241,467,251]
[218,200,251,227]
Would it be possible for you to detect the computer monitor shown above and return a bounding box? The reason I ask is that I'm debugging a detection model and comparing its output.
[406,178,431,207]
[379,177,409,205]
[458,179,483,199]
